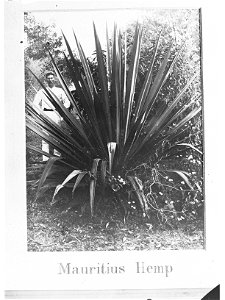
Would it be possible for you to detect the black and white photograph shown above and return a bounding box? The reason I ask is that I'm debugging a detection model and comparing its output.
[4,0,225,298]
[25,7,204,252]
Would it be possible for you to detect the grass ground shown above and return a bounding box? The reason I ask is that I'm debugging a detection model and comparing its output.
[27,189,204,252]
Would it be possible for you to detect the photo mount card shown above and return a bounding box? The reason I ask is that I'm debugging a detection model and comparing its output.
[4,0,224,299]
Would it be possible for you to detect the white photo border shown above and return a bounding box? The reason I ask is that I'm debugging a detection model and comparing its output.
[4,0,225,298]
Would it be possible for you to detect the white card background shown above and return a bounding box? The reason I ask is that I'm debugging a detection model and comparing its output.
[4,0,225,298]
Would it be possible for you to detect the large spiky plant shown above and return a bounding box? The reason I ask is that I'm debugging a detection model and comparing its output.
[26,23,202,217]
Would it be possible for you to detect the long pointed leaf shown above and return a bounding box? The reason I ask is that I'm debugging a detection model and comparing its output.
[124,24,142,143]
[73,30,97,97]
[53,169,83,199]
[127,105,201,164]
[93,23,112,140]
[167,170,194,190]
[141,44,172,116]
[167,107,201,136]
[100,160,107,185]
[72,171,89,196]
[106,23,112,85]
[122,30,127,110]
[48,51,82,120]
[26,118,85,167]
[27,144,56,159]
[35,157,61,201]
[27,68,90,145]
[26,105,87,157]
[62,32,108,156]
[62,34,102,132]
[127,176,148,216]
[89,158,101,217]
[177,143,203,155]
[27,103,90,158]
[134,30,162,120]
[138,73,199,150]
[111,25,122,144]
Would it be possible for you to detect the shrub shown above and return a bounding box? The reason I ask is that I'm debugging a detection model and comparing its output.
[26,23,202,220]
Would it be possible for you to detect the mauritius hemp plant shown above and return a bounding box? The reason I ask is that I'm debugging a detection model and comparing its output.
[26,23,202,218]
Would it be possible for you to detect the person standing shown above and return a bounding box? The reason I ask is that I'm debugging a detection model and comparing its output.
[33,70,70,161]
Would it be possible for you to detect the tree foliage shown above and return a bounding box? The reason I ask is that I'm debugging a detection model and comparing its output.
[24,13,63,60]
[24,13,64,100]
